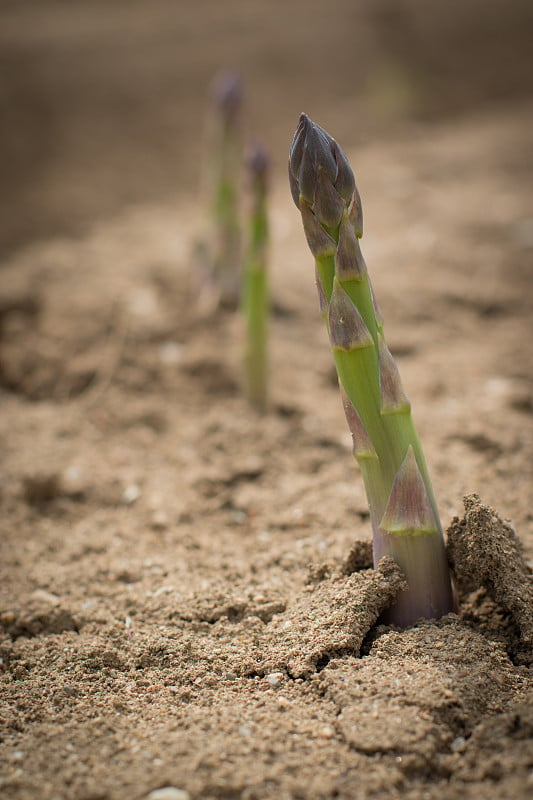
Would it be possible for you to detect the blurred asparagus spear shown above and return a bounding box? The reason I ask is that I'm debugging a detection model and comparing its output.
[242,143,270,412]
[289,114,455,626]
[208,70,243,309]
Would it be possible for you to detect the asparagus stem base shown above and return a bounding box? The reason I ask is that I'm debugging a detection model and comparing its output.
[373,528,455,627]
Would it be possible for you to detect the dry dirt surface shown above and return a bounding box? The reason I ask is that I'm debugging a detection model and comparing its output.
[1,3,533,800]
[1,101,532,800]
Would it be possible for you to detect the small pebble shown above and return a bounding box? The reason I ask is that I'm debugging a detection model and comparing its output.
[146,788,190,800]
[31,589,60,606]
[451,736,466,753]
[266,672,284,687]
[61,465,87,496]
[122,484,141,505]
[159,341,185,365]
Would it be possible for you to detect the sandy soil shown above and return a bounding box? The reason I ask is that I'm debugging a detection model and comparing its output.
[1,3,533,799]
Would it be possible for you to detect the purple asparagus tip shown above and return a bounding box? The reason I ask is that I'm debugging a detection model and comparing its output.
[288,114,355,228]
[247,142,270,181]
[211,70,243,121]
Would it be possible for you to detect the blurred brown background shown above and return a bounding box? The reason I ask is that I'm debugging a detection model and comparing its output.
[1,0,532,257]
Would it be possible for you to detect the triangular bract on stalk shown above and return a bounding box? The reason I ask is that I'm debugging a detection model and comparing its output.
[378,334,411,414]
[335,214,367,281]
[328,278,374,351]
[300,201,337,259]
[340,384,378,459]
[380,446,439,535]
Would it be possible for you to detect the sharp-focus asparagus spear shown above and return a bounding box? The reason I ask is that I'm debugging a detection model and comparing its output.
[209,70,243,309]
[289,114,455,626]
[242,143,270,412]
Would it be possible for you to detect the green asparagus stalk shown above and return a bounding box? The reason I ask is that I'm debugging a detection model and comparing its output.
[209,70,243,309]
[289,114,455,626]
[242,143,270,412]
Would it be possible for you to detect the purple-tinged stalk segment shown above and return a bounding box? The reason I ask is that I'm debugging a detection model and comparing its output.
[289,114,455,626]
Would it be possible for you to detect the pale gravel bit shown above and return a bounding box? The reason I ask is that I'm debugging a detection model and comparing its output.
[266,672,285,687]
[122,483,141,504]
[31,589,60,606]
[146,788,190,800]
[158,340,185,365]
[451,736,467,753]
[61,464,87,495]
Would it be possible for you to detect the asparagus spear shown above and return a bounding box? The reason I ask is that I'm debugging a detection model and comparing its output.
[242,143,270,412]
[289,114,455,626]
[208,70,243,309]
